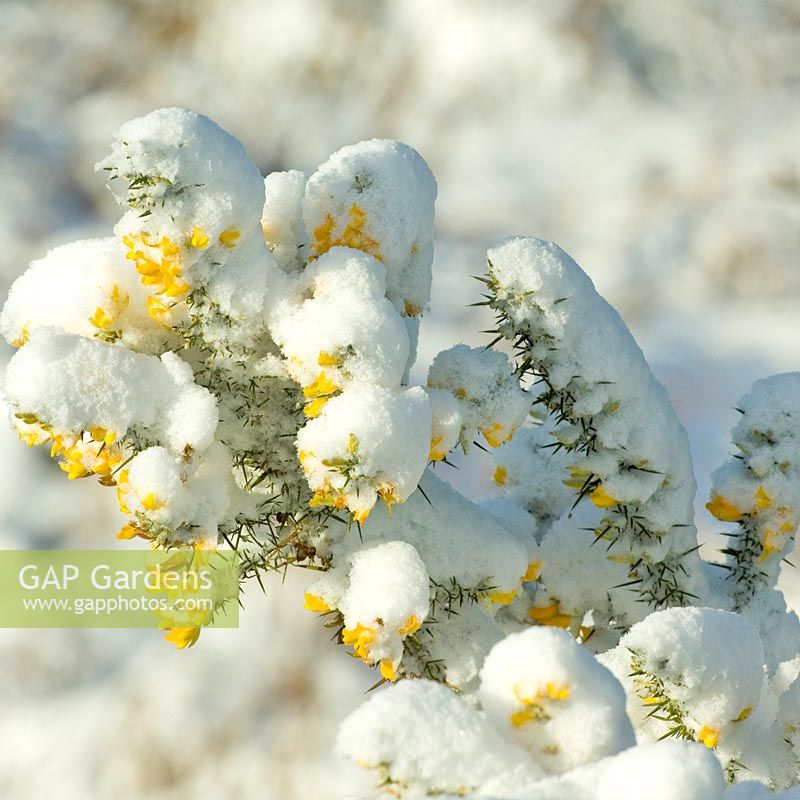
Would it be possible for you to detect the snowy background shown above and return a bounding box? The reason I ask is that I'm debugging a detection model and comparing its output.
[0,0,799,797]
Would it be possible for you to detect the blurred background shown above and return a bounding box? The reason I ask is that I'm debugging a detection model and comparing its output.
[0,0,799,797]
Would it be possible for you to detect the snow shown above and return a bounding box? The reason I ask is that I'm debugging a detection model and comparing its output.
[336,678,544,795]
[5,329,219,455]
[479,627,635,774]
[269,247,410,392]
[1,4,800,797]
[261,170,308,273]
[296,385,431,524]
[427,344,531,452]
[304,139,437,318]
[708,374,800,608]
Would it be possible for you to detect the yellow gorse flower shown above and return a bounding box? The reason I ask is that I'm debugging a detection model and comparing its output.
[123,232,190,306]
[17,421,124,483]
[428,434,445,462]
[488,589,517,606]
[303,372,338,399]
[14,417,52,447]
[218,227,240,248]
[342,623,376,661]
[706,493,743,522]
[697,725,719,749]
[510,680,571,727]
[522,561,542,582]
[482,421,513,448]
[163,625,201,650]
[317,350,343,367]
[11,324,29,348]
[89,284,129,333]
[589,485,617,509]
[304,396,330,418]
[529,601,572,629]
[189,227,209,249]
[311,204,382,262]
[303,593,331,613]
[398,614,421,636]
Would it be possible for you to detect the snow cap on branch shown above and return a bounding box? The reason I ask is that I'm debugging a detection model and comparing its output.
[427,343,530,452]
[304,138,437,317]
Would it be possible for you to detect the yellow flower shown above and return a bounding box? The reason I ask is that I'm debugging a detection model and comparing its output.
[493,465,508,486]
[15,420,52,447]
[347,433,359,456]
[50,433,73,458]
[89,427,117,446]
[529,601,572,629]
[159,237,179,258]
[303,372,338,399]
[377,484,399,512]
[755,486,772,511]
[399,614,421,636]
[218,228,241,248]
[428,434,445,462]
[311,204,382,261]
[89,284,129,331]
[189,227,209,248]
[164,626,201,650]
[510,708,537,727]
[642,695,661,705]
[309,488,346,510]
[116,524,142,540]
[342,623,376,661]
[697,725,719,749]
[146,295,172,324]
[304,396,330,418]
[380,660,398,681]
[60,436,124,479]
[488,589,517,605]
[353,504,373,525]
[89,306,114,330]
[510,681,570,727]
[522,561,542,582]
[59,458,89,480]
[546,682,571,701]
[317,351,342,367]
[482,422,509,448]
[10,325,29,347]
[706,494,742,522]
[758,529,782,562]
[116,469,131,514]
[304,593,331,613]
[125,234,190,299]
[139,492,165,512]
[589,485,617,509]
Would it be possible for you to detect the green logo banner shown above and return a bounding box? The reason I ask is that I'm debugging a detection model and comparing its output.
[0,549,240,629]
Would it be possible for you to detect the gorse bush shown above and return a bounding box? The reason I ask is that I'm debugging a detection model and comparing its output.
[2,108,799,798]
